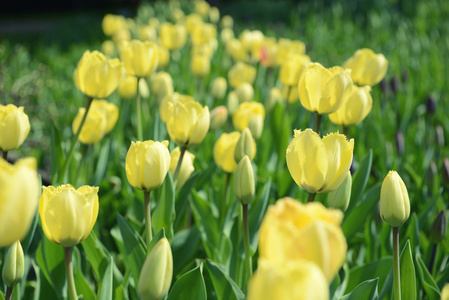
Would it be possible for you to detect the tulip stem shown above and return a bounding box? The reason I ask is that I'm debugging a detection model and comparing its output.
[220,172,232,225]
[173,146,187,188]
[342,125,348,137]
[64,247,78,300]
[315,113,322,135]
[5,286,13,300]
[144,190,153,248]
[393,226,401,300]
[242,204,252,283]
[307,192,317,203]
[429,243,438,275]
[2,150,7,160]
[136,77,143,141]
[61,96,93,183]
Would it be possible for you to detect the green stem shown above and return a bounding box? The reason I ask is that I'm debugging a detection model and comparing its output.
[64,247,78,300]
[315,113,322,135]
[242,204,252,283]
[220,172,232,224]
[74,144,88,186]
[393,227,401,300]
[5,286,12,300]
[136,77,143,141]
[307,192,317,203]
[173,146,187,188]
[2,150,7,160]
[144,190,152,248]
[61,97,93,183]
[342,125,348,137]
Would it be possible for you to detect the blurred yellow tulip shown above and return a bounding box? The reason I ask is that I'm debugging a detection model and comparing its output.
[281,85,299,104]
[185,14,203,34]
[225,38,249,62]
[214,131,256,173]
[101,40,115,57]
[220,28,235,45]
[195,1,210,18]
[159,93,193,123]
[0,104,30,151]
[118,75,138,100]
[232,101,265,132]
[157,45,170,69]
[228,61,256,88]
[102,14,127,37]
[209,106,228,130]
[279,53,311,86]
[220,15,234,28]
[191,23,217,46]
[442,283,449,300]
[209,6,220,23]
[190,54,211,77]
[379,171,410,227]
[266,87,283,111]
[276,38,306,65]
[159,22,187,51]
[286,129,354,193]
[138,25,157,42]
[120,40,159,78]
[235,83,254,103]
[210,77,227,99]
[329,85,373,126]
[343,48,388,86]
[151,72,173,103]
[39,184,99,247]
[169,147,195,189]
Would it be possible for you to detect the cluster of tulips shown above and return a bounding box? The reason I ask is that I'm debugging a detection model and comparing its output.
[1,0,448,299]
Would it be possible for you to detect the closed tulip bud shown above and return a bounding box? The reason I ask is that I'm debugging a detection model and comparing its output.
[266,87,283,111]
[40,185,99,247]
[327,172,352,211]
[220,28,234,44]
[167,99,210,147]
[102,14,127,37]
[220,15,234,28]
[169,147,195,189]
[226,38,250,62]
[430,210,446,243]
[120,40,158,78]
[379,171,410,227]
[286,129,354,194]
[195,1,210,18]
[248,115,264,139]
[139,25,157,42]
[329,85,373,126]
[343,48,388,86]
[2,240,24,287]
[138,238,173,300]
[426,94,437,114]
[228,62,256,88]
[227,91,239,115]
[443,158,449,186]
[279,53,311,86]
[157,46,170,69]
[74,50,123,99]
[172,8,185,23]
[151,72,174,103]
[191,23,217,46]
[139,78,150,99]
[234,128,255,163]
[276,38,306,65]
[235,83,254,103]
[247,258,329,300]
[118,75,138,100]
[113,29,131,46]
[298,63,352,114]
[426,160,437,189]
[210,77,227,100]
[232,101,265,132]
[436,125,445,147]
[395,131,405,155]
[125,140,171,191]
[209,106,228,130]
[214,131,255,173]
[159,22,187,51]
[0,158,39,247]
[0,104,30,151]
[234,156,255,205]
[190,54,210,77]
[258,199,347,282]
[101,40,115,57]
[390,76,400,93]
[209,6,220,23]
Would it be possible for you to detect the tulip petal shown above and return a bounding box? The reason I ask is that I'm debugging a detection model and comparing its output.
[319,71,350,114]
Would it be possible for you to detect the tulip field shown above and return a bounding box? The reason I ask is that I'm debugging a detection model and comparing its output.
[1,0,449,299]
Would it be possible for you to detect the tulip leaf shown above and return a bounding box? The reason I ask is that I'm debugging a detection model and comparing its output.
[345,256,392,295]
[21,209,40,254]
[94,138,111,186]
[152,171,175,242]
[271,101,291,164]
[50,123,64,184]
[81,232,109,280]
[347,149,372,214]
[117,213,146,287]
[172,227,201,277]
[415,254,440,300]
[341,278,379,300]
[73,247,96,300]
[167,264,207,300]
[205,260,245,300]
[147,228,166,254]
[98,257,114,300]
[400,240,416,300]
[153,109,167,142]
[343,184,380,240]
[31,260,59,300]
[248,178,271,252]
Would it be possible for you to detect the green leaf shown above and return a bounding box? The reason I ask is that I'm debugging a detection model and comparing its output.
[167,264,207,300]
[341,278,379,300]
[50,123,64,184]
[81,232,109,280]
[400,240,416,300]
[347,149,372,214]
[98,257,114,300]
[345,257,392,295]
[73,247,96,300]
[153,109,167,141]
[31,260,59,300]
[152,172,175,242]
[147,228,166,254]
[94,139,111,185]
[172,228,201,276]
[415,254,440,300]
[117,213,146,286]
[205,260,245,300]
[248,178,271,252]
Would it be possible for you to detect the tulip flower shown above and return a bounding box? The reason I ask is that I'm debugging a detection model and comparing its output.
[0,104,30,153]
[234,128,255,163]
[159,22,187,51]
[101,40,115,57]
[220,15,234,28]
[343,48,388,86]
[221,28,235,45]
[235,83,254,103]
[266,87,283,111]
[0,157,39,248]
[276,38,306,65]
[329,85,373,126]
[225,38,250,62]
[214,131,256,173]
[247,258,329,300]
[209,6,220,23]
[73,50,123,99]
[210,77,228,100]
[138,25,157,42]
[442,284,449,300]
[379,171,410,227]
[118,75,138,100]
[286,129,354,194]
[150,72,173,104]
[258,198,347,282]
[101,14,127,37]
[2,240,25,288]
[232,101,265,133]
[248,115,264,139]
[227,91,239,115]
[120,40,159,78]
[190,54,211,77]
[157,46,170,69]
[209,106,228,130]
[228,61,256,88]
[281,85,299,104]
[279,53,311,86]
[159,93,193,123]
[191,23,217,46]
[169,147,195,189]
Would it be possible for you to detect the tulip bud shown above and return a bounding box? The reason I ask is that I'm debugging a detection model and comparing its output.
[119,75,138,100]
[390,76,400,93]
[139,78,150,99]
[101,40,115,57]
[248,115,264,139]
[426,160,437,189]
[235,83,254,103]
[227,91,239,115]
[209,7,220,23]
[266,87,283,111]
[327,172,352,211]
[442,158,449,186]
[0,104,30,151]
[138,238,173,300]
[234,128,255,163]
[430,210,446,243]
[150,72,173,104]
[120,40,159,78]
[395,131,404,155]
[426,94,437,114]
[379,171,410,227]
[210,77,228,100]
[191,54,211,78]
[442,283,449,300]
[209,106,228,130]
[2,240,24,287]
[220,15,234,28]
[233,156,255,205]
[435,125,445,148]
[169,147,195,189]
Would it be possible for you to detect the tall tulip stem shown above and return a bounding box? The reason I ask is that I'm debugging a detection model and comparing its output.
[393,226,401,300]
[64,247,78,300]
[61,96,93,183]
[307,192,317,203]
[173,146,187,187]
[5,286,13,300]
[242,204,252,283]
[315,113,322,135]
[136,77,143,141]
[2,150,7,160]
[144,190,153,247]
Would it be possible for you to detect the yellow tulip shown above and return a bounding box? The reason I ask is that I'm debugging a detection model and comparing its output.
[279,53,311,86]
[125,140,171,191]
[258,198,347,282]
[298,62,352,114]
[239,30,264,54]
[185,14,203,34]
[235,83,254,103]
[39,184,99,247]
[166,99,210,147]
[282,85,299,104]
[276,38,306,65]
[442,284,449,300]
[74,50,123,99]
[139,78,150,99]
[234,128,255,163]
[148,17,160,29]
[90,100,119,134]
[190,54,211,77]
[157,45,170,69]
[220,15,234,28]
[214,131,256,173]
[0,158,39,247]
[101,40,115,57]
[248,114,264,139]
[118,75,138,100]
[233,156,255,205]
[343,48,388,86]
[286,129,354,193]
[247,258,329,300]
[195,1,210,18]
[329,85,373,126]
[138,25,157,42]
[209,6,220,23]
[150,72,173,103]
[227,91,240,115]
[232,101,265,132]
[159,93,194,123]
[112,29,131,46]
[171,8,185,23]
[220,28,234,45]
[191,23,217,46]
[101,14,127,36]
[159,22,187,51]
[379,171,410,227]
[120,40,159,78]
[138,238,173,300]
[210,77,227,100]
[0,104,30,151]
[225,38,250,62]
[258,38,278,68]
[228,62,256,88]
[2,240,24,287]
[169,147,195,189]
[209,106,228,131]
